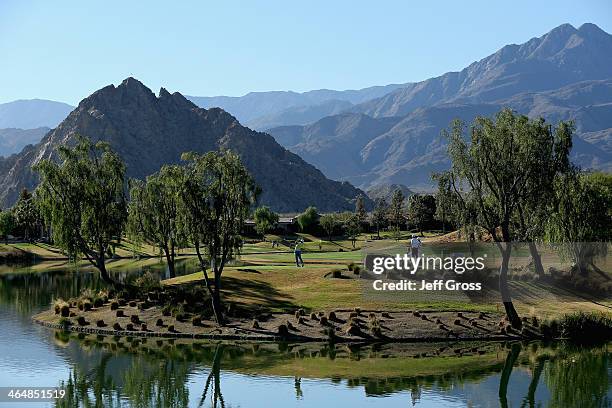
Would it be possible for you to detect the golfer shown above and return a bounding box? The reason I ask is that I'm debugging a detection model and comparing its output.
[294,238,305,267]
[410,234,422,258]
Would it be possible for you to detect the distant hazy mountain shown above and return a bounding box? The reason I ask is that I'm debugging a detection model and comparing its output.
[0,99,73,129]
[366,184,414,202]
[269,80,612,190]
[0,127,49,157]
[246,99,353,131]
[186,83,407,129]
[353,23,612,118]
[266,23,612,191]
[0,78,367,212]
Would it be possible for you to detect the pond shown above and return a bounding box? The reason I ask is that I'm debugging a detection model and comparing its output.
[0,263,611,407]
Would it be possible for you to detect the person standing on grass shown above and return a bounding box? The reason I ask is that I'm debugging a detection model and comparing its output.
[410,234,422,258]
[294,238,304,267]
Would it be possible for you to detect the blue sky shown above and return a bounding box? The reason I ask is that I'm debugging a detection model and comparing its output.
[1,0,611,105]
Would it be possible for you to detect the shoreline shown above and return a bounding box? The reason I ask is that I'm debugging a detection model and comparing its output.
[33,305,523,343]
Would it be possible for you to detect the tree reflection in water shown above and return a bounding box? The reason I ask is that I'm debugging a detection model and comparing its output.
[49,335,611,407]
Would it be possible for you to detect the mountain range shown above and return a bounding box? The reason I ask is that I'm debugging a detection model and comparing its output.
[0,78,366,212]
[267,23,612,189]
[0,23,610,199]
[0,127,50,157]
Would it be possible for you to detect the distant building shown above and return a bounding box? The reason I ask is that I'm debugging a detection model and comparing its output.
[243,216,298,235]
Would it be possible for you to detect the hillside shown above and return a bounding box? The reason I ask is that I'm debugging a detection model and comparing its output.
[353,23,612,118]
[0,78,367,212]
[0,127,49,157]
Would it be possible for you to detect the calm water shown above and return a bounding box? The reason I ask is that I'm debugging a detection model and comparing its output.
[0,263,611,407]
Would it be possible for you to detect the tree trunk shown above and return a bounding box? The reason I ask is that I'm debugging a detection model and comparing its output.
[163,242,176,279]
[499,343,521,408]
[499,243,522,329]
[528,242,545,277]
[212,271,223,325]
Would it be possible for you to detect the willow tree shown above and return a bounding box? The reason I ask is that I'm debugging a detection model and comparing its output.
[180,150,258,325]
[128,165,186,278]
[441,109,573,328]
[34,136,127,286]
[388,189,405,240]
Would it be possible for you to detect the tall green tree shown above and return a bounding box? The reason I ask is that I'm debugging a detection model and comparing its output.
[319,213,337,241]
[127,165,186,278]
[0,210,15,244]
[343,212,361,248]
[297,206,319,233]
[388,189,405,240]
[407,194,436,236]
[355,194,367,228]
[253,206,279,238]
[371,198,388,238]
[34,136,127,286]
[546,171,612,278]
[180,150,258,325]
[441,109,573,328]
[13,188,41,241]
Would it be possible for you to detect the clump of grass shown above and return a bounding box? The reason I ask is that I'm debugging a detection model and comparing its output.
[93,297,104,308]
[332,269,343,278]
[297,316,305,324]
[128,301,137,307]
[77,316,87,326]
[191,316,202,326]
[130,315,140,324]
[83,301,92,312]
[113,322,122,331]
[156,318,164,327]
[110,301,119,310]
[277,324,289,337]
[167,325,175,333]
[141,323,148,331]
[347,262,356,271]
[327,311,337,321]
[96,320,105,327]
[559,312,612,343]
[252,319,260,329]
[381,312,391,319]
[59,304,70,318]
[116,310,125,317]
[454,319,461,325]
[126,323,134,331]
[319,316,328,326]
[161,305,172,317]
[412,311,421,317]
[309,312,318,320]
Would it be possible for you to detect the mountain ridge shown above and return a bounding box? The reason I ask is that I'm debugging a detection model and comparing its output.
[0,78,367,212]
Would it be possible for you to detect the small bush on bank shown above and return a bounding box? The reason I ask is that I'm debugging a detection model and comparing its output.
[559,312,612,343]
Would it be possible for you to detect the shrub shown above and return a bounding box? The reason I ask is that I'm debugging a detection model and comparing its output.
[96,320,105,327]
[110,301,119,310]
[559,312,612,343]
[116,310,125,317]
[93,297,104,308]
[191,316,202,326]
[83,301,92,311]
[310,312,318,320]
[354,307,361,315]
[353,266,361,275]
[327,311,337,321]
[297,317,305,324]
[113,322,122,331]
[319,316,328,326]
[134,271,161,293]
[347,262,355,271]
[162,305,172,316]
[381,312,391,319]
[252,319,260,329]
[277,324,289,337]
[413,311,421,317]
[167,325,175,332]
[141,323,147,331]
[332,269,342,278]
[60,304,70,317]
[77,316,87,326]
[454,319,461,325]
[130,315,140,324]
[128,301,137,307]
[156,318,164,327]
[126,323,134,331]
